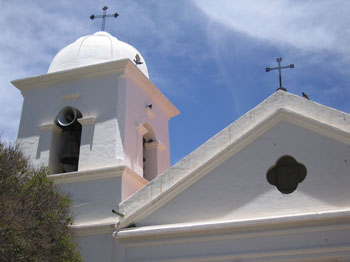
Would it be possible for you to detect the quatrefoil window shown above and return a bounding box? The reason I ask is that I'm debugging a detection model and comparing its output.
[267,155,307,194]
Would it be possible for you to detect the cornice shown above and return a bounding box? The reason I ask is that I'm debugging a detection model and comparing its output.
[124,167,148,186]
[39,122,62,134]
[77,116,96,125]
[11,59,179,118]
[71,222,116,237]
[12,59,129,91]
[115,209,350,239]
[123,61,179,118]
[272,108,350,143]
[50,165,128,184]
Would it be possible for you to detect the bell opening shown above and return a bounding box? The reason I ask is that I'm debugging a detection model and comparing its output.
[49,107,83,174]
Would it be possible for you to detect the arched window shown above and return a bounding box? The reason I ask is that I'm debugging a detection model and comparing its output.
[50,106,82,174]
[142,123,157,181]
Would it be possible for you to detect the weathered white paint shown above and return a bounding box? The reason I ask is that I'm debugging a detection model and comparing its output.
[48,31,149,78]
[109,90,350,262]
[136,120,350,226]
[13,45,178,237]
[13,59,178,182]
[49,166,145,227]
[119,91,350,228]
[63,176,122,226]
[122,75,172,177]
[16,73,123,171]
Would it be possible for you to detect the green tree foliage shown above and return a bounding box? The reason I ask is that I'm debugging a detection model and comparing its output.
[0,141,82,262]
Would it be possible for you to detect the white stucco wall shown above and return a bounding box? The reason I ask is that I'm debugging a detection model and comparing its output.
[17,67,172,181]
[76,229,117,262]
[137,120,350,226]
[17,74,125,171]
[123,76,171,178]
[60,176,122,226]
[116,218,350,262]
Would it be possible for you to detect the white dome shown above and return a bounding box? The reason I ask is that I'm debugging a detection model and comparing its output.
[48,31,149,78]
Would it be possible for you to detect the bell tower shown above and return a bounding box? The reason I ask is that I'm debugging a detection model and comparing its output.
[12,31,179,226]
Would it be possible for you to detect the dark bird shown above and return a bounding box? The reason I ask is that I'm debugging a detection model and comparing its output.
[147,104,152,109]
[134,54,143,65]
[302,92,310,100]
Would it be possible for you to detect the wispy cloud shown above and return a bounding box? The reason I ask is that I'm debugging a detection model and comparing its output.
[0,2,84,142]
[192,0,350,115]
[193,0,350,55]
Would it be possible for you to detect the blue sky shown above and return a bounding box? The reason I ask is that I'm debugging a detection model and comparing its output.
[1,0,349,164]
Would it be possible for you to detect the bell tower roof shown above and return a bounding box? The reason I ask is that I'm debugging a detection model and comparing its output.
[48,31,149,78]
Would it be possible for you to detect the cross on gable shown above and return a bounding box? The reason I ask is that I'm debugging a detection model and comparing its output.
[266,57,294,91]
[90,6,119,31]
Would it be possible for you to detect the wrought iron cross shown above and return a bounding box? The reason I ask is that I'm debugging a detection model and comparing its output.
[266,58,294,91]
[90,6,119,31]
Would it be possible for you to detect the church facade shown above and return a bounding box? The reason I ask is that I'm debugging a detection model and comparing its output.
[12,31,350,262]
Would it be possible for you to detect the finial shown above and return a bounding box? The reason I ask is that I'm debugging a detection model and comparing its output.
[266,57,294,91]
[90,6,119,31]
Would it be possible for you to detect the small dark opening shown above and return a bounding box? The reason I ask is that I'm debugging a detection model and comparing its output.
[142,123,157,181]
[267,155,307,194]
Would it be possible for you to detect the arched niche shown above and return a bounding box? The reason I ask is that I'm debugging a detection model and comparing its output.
[49,106,82,174]
[142,123,158,181]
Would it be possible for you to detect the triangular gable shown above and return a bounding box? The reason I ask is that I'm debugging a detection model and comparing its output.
[118,91,350,228]
[130,120,350,227]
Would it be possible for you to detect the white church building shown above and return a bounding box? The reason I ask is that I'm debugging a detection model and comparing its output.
[12,31,350,262]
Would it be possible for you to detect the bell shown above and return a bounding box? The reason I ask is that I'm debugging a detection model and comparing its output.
[56,106,82,131]
[59,132,80,166]
[55,106,83,173]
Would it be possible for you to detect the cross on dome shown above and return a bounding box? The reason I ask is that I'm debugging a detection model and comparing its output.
[90,6,119,31]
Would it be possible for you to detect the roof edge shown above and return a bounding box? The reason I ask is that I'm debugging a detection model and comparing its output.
[118,91,350,227]
[115,208,350,238]
[11,58,179,118]
[12,59,129,90]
